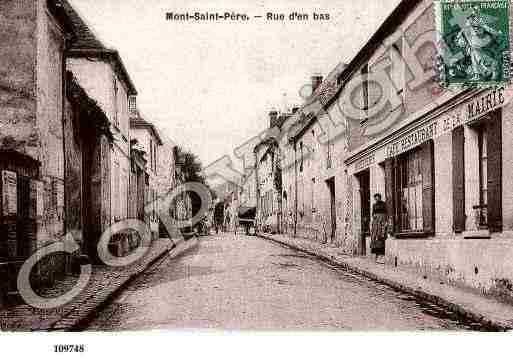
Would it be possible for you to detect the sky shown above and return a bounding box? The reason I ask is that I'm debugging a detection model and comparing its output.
[70,0,400,169]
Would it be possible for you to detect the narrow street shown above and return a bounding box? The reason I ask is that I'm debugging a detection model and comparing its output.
[86,234,486,331]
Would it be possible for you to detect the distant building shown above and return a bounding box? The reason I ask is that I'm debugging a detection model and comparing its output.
[129,113,163,240]
[286,65,348,247]
[254,110,291,234]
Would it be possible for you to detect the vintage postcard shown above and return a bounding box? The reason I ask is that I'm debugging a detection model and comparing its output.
[0,0,512,357]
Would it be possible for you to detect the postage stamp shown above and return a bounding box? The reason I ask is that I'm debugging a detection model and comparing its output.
[435,0,511,87]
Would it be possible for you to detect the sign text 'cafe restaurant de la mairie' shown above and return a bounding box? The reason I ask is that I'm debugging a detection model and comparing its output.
[344,73,513,292]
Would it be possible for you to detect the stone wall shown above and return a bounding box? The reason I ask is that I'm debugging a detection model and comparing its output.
[0,0,38,155]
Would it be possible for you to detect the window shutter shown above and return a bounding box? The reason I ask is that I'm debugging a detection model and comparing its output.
[452,126,465,232]
[421,140,435,234]
[487,111,502,233]
[384,158,395,234]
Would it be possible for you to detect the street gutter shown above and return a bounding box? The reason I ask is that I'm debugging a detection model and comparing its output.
[258,233,512,331]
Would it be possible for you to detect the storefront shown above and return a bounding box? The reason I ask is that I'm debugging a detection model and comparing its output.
[345,85,513,294]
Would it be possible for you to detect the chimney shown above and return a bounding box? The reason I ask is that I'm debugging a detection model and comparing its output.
[311,73,323,93]
[269,109,278,128]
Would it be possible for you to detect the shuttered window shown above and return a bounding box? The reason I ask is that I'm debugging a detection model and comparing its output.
[396,149,424,232]
[454,110,502,234]
[452,126,466,232]
[385,140,434,236]
[486,111,502,233]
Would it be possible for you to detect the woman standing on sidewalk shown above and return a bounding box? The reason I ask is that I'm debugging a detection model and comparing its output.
[370,193,387,262]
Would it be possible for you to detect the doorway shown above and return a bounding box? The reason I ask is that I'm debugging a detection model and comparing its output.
[356,169,371,255]
[326,177,336,242]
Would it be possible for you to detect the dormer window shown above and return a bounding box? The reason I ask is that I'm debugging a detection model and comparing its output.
[128,95,137,115]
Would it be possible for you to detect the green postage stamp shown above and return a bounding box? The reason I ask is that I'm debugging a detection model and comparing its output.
[435,0,511,87]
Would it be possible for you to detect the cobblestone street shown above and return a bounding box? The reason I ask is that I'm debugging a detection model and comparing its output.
[86,234,487,331]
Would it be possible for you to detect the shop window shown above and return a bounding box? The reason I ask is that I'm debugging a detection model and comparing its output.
[386,140,434,237]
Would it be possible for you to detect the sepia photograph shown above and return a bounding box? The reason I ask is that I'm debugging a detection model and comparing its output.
[1,0,513,356]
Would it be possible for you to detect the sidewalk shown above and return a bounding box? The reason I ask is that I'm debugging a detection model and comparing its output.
[0,237,197,331]
[258,233,513,331]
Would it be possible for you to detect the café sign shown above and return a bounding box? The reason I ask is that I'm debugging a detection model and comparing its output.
[349,86,510,174]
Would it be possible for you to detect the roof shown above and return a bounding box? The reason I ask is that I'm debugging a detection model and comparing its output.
[66,71,113,142]
[333,0,422,100]
[289,62,347,142]
[62,0,138,95]
[130,116,164,145]
[47,0,76,38]
[291,0,422,142]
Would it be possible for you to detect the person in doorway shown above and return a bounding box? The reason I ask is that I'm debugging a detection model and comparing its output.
[370,193,387,262]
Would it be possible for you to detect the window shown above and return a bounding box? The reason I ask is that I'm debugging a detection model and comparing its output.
[311,178,316,213]
[154,142,158,172]
[453,110,501,233]
[476,125,488,228]
[326,129,332,169]
[388,141,434,236]
[113,161,120,220]
[113,77,119,127]
[396,149,424,232]
[391,41,404,97]
[128,95,137,114]
[150,139,154,170]
[360,64,369,124]
[299,142,304,172]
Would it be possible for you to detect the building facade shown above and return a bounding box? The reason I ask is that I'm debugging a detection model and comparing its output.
[286,68,349,248]
[130,114,163,240]
[63,0,138,259]
[342,0,513,296]
[254,110,291,234]
[0,0,77,297]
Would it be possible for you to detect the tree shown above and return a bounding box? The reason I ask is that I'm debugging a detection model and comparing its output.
[175,146,217,218]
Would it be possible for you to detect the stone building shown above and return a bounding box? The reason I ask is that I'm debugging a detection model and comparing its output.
[128,140,148,252]
[62,0,138,259]
[254,110,291,234]
[285,66,349,248]
[341,0,513,296]
[0,0,76,297]
[64,73,113,261]
[129,113,163,240]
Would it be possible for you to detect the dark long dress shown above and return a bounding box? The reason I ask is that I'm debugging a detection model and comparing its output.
[370,200,387,255]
